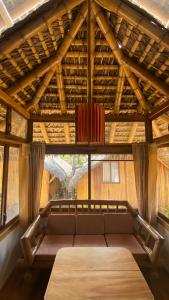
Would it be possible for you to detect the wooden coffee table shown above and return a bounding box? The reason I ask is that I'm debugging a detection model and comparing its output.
[44,247,154,300]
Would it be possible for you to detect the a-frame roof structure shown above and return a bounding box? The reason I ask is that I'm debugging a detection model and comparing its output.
[0,0,169,146]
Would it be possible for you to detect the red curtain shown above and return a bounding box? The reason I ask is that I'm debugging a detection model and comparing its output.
[76,104,105,143]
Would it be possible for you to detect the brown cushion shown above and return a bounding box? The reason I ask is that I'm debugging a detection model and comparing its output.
[104,213,134,234]
[74,235,107,247]
[105,234,145,255]
[46,214,76,235]
[76,214,104,235]
[35,235,74,261]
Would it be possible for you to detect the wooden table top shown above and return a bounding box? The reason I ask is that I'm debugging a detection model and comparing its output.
[45,247,154,300]
[54,247,140,271]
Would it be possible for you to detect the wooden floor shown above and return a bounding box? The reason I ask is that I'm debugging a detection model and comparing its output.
[0,267,169,300]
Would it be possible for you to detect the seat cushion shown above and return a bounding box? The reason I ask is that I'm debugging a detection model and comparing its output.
[74,235,107,247]
[105,234,145,255]
[76,214,104,235]
[35,235,74,261]
[104,213,134,234]
[46,214,76,235]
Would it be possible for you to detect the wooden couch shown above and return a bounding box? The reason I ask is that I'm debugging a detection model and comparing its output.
[19,200,164,269]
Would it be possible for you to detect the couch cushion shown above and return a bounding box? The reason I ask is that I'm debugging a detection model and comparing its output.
[35,235,74,261]
[76,214,104,235]
[46,214,76,235]
[105,234,145,255]
[104,213,134,234]
[74,235,107,247]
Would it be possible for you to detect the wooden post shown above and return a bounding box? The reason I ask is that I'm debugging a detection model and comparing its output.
[27,119,33,143]
[1,145,9,227]
[145,119,153,143]
[88,154,91,200]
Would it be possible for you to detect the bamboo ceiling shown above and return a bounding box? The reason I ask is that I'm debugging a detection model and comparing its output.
[0,0,169,145]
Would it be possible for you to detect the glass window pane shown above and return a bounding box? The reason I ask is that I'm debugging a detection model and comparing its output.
[6,147,19,223]
[11,110,27,139]
[0,102,7,133]
[41,154,88,205]
[0,146,4,221]
[103,162,110,183]
[111,161,120,183]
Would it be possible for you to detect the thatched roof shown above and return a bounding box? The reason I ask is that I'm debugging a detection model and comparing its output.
[0,0,169,147]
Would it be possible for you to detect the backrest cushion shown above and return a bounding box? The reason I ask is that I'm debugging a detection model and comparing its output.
[46,214,76,235]
[76,214,104,235]
[104,213,134,234]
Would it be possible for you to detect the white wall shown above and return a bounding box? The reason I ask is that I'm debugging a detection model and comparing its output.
[157,223,169,273]
[0,225,23,289]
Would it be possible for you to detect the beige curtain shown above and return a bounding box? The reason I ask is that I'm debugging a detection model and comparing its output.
[132,143,149,220]
[29,143,45,221]
[132,143,157,224]
[19,144,30,227]
[148,143,157,224]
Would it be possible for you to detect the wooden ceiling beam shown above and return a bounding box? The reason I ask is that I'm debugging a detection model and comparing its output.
[0,88,30,119]
[114,66,125,113]
[128,123,138,143]
[149,100,169,120]
[27,68,55,111]
[95,0,169,51]
[31,113,146,122]
[0,0,85,56]
[92,2,149,111]
[124,56,169,97]
[56,63,70,144]
[7,2,88,96]
[38,122,49,143]
[109,122,117,143]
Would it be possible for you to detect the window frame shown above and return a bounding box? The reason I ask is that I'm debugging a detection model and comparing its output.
[102,161,120,184]
[0,143,20,230]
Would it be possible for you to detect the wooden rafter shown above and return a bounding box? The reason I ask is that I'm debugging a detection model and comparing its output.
[27,68,55,111]
[0,88,30,119]
[95,0,169,50]
[0,0,85,56]
[92,2,149,111]
[39,122,49,143]
[56,63,70,144]
[128,123,138,143]
[7,2,88,96]
[109,122,117,143]
[124,56,169,97]
[114,66,125,113]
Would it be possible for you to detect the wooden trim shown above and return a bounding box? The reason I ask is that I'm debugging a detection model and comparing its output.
[0,216,19,241]
[0,132,27,145]
[46,144,132,154]
[30,113,146,122]
[0,88,30,119]
[1,145,9,226]
[158,213,169,231]
[154,134,169,146]
[145,119,153,143]
[149,101,169,120]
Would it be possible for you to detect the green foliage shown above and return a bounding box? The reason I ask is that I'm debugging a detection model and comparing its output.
[164,207,169,217]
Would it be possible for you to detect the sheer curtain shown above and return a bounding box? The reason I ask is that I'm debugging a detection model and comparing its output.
[29,143,45,221]
[19,144,30,226]
[132,143,157,224]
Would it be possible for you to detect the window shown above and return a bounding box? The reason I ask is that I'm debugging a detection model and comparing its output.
[0,145,19,229]
[11,110,27,139]
[0,102,7,133]
[103,161,120,183]
[0,146,4,222]
[6,147,19,223]
[157,147,169,219]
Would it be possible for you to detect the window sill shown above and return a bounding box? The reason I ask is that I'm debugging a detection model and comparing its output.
[157,213,169,231]
[0,216,19,241]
